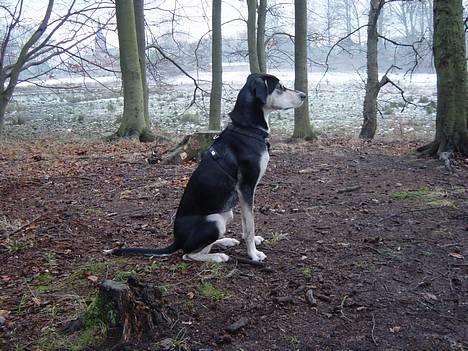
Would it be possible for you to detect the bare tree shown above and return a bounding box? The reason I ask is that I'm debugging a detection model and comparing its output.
[0,0,113,132]
[209,0,222,130]
[418,0,468,160]
[257,0,267,73]
[293,0,316,140]
[114,0,153,142]
[247,0,261,73]
[359,0,383,139]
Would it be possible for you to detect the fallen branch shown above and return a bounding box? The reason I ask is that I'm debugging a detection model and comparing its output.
[336,185,362,194]
[7,215,43,238]
[371,313,378,346]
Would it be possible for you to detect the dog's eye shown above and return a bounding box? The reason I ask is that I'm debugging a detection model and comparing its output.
[277,84,286,92]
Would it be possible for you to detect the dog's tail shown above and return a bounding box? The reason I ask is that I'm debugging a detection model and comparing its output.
[104,242,179,257]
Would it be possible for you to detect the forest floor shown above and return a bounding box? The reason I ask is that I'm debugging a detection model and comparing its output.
[0,136,467,351]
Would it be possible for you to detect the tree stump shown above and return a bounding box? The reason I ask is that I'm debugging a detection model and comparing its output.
[66,277,172,346]
[154,130,220,165]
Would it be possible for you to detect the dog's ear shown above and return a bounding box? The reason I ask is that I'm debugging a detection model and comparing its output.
[253,77,268,104]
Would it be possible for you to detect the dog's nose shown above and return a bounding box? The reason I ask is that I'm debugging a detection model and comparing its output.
[299,92,306,101]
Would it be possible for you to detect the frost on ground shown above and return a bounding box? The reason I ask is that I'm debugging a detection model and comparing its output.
[4,69,437,140]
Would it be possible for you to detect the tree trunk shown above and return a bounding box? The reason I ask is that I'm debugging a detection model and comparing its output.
[0,96,8,132]
[292,0,316,140]
[209,0,222,130]
[359,0,382,139]
[257,0,267,73]
[133,0,151,130]
[247,0,261,73]
[418,0,468,157]
[115,0,153,142]
[155,131,219,165]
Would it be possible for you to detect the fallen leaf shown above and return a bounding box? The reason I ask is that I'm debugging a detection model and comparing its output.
[87,275,99,283]
[421,292,438,301]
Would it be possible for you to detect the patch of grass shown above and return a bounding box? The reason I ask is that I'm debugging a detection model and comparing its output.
[113,270,138,282]
[267,231,289,245]
[300,267,315,279]
[390,189,431,199]
[353,259,374,271]
[106,101,116,113]
[4,238,34,253]
[141,261,162,273]
[418,95,430,103]
[11,115,26,125]
[198,282,225,302]
[171,262,189,272]
[198,263,227,280]
[288,336,301,350]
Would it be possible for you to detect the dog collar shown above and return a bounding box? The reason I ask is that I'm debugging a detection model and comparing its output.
[226,123,269,144]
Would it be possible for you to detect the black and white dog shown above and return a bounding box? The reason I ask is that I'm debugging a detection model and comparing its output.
[106,73,305,262]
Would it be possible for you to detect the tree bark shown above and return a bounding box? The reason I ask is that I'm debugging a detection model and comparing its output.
[133,0,151,130]
[209,0,222,130]
[292,0,316,140]
[115,0,153,142]
[247,0,261,73]
[257,0,267,73]
[418,0,468,157]
[359,0,383,139]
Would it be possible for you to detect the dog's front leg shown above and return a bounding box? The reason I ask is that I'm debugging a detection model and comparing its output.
[238,186,266,262]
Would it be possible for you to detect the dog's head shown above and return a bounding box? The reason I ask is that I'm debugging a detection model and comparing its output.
[230,73,306,131]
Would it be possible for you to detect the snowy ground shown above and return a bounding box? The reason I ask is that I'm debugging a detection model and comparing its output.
[4,69,437,140]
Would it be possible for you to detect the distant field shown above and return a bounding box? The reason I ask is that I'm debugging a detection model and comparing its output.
[6,69,437,140]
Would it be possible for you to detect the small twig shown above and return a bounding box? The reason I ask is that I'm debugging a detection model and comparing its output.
[229,255,267,268]
[340,295,351,321]
[371,313,378,346]
[336,185,362,194]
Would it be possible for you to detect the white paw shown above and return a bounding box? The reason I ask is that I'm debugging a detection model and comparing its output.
[254,236,265,245]
[216,238,240,247]
[103,249,114,255]
[249,249,266,262]
[212,253,230,262]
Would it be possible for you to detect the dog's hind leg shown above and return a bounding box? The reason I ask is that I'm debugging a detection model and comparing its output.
[181,214,233,263]
[182,243,229,263]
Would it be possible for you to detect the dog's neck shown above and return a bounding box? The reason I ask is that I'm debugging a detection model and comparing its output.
[227,123,269,141]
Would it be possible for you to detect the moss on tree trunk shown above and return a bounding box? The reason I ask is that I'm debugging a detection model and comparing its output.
[114,0,154,142]
[292,0,317,140]
[418,0,468,157]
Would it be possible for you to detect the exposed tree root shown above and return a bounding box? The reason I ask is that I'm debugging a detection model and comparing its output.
[417,137,468,171]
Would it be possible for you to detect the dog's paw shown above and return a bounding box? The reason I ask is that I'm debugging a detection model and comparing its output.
[254,236,265,245]
[103,249,114,255]
[212,253,230,263]
[215,238,240,247]
[249,249,266,262]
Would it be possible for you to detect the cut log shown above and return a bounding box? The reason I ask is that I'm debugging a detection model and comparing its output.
[155,130,220,165]
[93,277,171,344]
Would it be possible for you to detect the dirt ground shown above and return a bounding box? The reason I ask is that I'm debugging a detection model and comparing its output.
[0,137,467,351]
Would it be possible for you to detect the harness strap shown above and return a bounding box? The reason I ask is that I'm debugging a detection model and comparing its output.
[207,146,238,180]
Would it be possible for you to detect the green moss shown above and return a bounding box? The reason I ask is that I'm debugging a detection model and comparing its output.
[113,270,138,282]
[198,282,225,302]
[390,189,432,199]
